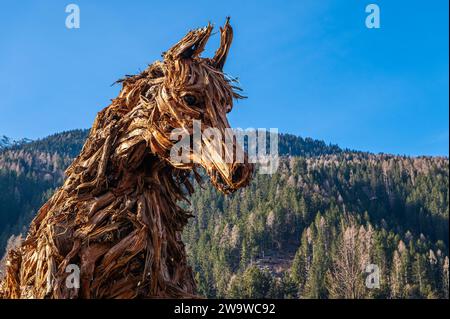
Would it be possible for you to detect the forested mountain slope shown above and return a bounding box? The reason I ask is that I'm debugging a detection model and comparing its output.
[0,129,448,298]
[185,155,448,298]
[0,130,88,249]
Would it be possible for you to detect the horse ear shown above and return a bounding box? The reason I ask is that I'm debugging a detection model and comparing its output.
[164,24,213,61]
[211,17,233,70]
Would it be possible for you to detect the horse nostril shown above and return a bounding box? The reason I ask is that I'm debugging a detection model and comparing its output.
[216,173,225,186]
[232,165,245,183]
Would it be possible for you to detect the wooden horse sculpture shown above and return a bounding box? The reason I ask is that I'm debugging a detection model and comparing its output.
[1,19,253,298]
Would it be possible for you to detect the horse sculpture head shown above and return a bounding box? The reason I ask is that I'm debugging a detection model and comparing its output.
[0,19,254,300]
[116,18,254,193]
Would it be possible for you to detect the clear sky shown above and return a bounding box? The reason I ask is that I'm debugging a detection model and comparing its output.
[0,0,448,156]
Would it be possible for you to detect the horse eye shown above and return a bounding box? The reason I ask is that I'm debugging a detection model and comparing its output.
[183,95,197,106]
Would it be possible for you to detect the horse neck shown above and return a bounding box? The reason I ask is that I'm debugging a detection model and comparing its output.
[58,72,195,220]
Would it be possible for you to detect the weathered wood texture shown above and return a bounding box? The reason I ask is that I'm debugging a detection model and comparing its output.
[0,19,253,299]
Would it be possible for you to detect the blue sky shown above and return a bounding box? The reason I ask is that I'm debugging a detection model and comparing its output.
[0,0,448,155]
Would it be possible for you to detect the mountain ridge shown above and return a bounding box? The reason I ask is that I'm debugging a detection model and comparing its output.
[0,129,448,298]
[0,135,32,150]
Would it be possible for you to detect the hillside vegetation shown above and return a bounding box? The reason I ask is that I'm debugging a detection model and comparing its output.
[0,130,448,298]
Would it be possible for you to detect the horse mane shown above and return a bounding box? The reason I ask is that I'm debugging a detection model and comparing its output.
[0,19,253,299]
